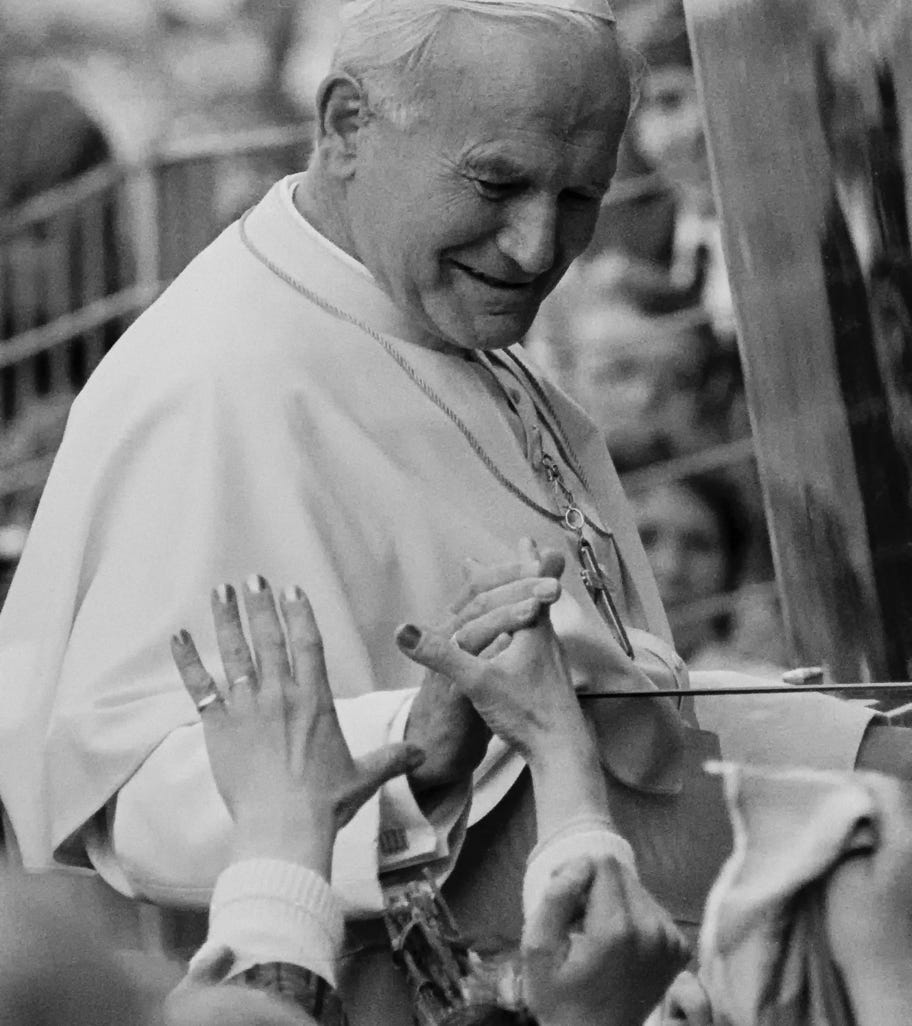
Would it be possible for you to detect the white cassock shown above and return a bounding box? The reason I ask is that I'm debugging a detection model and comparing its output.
[0,174,874,1005]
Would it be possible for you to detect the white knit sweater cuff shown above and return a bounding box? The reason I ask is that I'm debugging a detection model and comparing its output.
[196,859,345,987]
[522,822,637,921]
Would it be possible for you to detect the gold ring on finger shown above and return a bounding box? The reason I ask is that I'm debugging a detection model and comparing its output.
[229,673,255,690]
[196,684,223,713]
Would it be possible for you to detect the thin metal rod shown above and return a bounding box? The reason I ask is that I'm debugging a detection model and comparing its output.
[578,682,912,700]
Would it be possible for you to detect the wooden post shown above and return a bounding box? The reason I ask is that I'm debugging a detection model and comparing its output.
[684,0,912,680]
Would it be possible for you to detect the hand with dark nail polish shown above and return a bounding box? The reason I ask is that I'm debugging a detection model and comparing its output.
[399,536,567,795]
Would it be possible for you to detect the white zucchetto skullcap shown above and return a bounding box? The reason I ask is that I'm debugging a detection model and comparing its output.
[344,0,615,25]
[468,0,615,22]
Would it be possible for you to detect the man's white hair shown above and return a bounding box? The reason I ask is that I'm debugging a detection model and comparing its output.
[330,0,633,128]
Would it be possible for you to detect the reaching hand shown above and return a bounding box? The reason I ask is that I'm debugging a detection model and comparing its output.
[397,591,585,767]
[522,855,690,1026]
[403,538,566,792]
[171,576,424,875]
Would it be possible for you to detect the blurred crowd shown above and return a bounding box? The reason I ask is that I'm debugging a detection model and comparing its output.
[0,0,789,673]
[2,3,911,1026]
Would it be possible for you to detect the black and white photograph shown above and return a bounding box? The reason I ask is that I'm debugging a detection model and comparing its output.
[1,0,911,1023]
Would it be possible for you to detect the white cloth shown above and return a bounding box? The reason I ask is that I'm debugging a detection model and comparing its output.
[193,859,345,986]
[522,817,636,923]
[699,764,897,1026]
[0,172,673,902]
[0,172,875,917]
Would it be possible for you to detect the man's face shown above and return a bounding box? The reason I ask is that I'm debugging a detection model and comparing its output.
[345,17,630,350]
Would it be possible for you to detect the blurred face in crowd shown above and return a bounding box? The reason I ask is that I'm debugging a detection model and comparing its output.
[571,303,708,466]
[631,481,728,612]
[343,16,630,350]
[633,65,708,197]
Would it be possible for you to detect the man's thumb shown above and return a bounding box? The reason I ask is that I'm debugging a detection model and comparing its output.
[351,743,426,803]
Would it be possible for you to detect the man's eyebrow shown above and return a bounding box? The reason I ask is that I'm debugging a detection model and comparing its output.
[461,154,526,179]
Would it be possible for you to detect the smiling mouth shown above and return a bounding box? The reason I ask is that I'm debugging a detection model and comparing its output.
[451,261,535,291]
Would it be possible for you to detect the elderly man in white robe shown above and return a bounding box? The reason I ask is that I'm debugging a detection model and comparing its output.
[1,0,909,1020]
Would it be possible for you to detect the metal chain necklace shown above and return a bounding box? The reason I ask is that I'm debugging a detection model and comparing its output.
[238,209,632,654]
[475,351,633,656]
[238,209,611,535]
[493,348,593,491]
[537,448,634,656]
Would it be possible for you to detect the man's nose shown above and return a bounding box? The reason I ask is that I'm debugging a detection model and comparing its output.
[496,196,558,276]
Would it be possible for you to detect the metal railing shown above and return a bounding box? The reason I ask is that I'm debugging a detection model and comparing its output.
[0,124,309,423]
[0,124,310,524]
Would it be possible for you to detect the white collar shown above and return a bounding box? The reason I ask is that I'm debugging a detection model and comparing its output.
[282,177,377,285]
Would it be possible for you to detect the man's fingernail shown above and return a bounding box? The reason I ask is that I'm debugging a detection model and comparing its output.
[214,583,235,605]
[176,628,192,645]
[533,578,559,599]
[283,584,304,603]
[397,623,421,650]
[246,573,268,593]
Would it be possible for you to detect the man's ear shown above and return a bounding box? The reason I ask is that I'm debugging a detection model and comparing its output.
[315,73,368,177]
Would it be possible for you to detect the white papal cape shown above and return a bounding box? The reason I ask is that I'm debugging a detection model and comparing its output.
[0,175,874,913]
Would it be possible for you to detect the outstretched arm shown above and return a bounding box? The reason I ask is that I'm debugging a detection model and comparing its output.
[395,598,610,843]
[395,596,689,1026]
[170,578,418,981]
